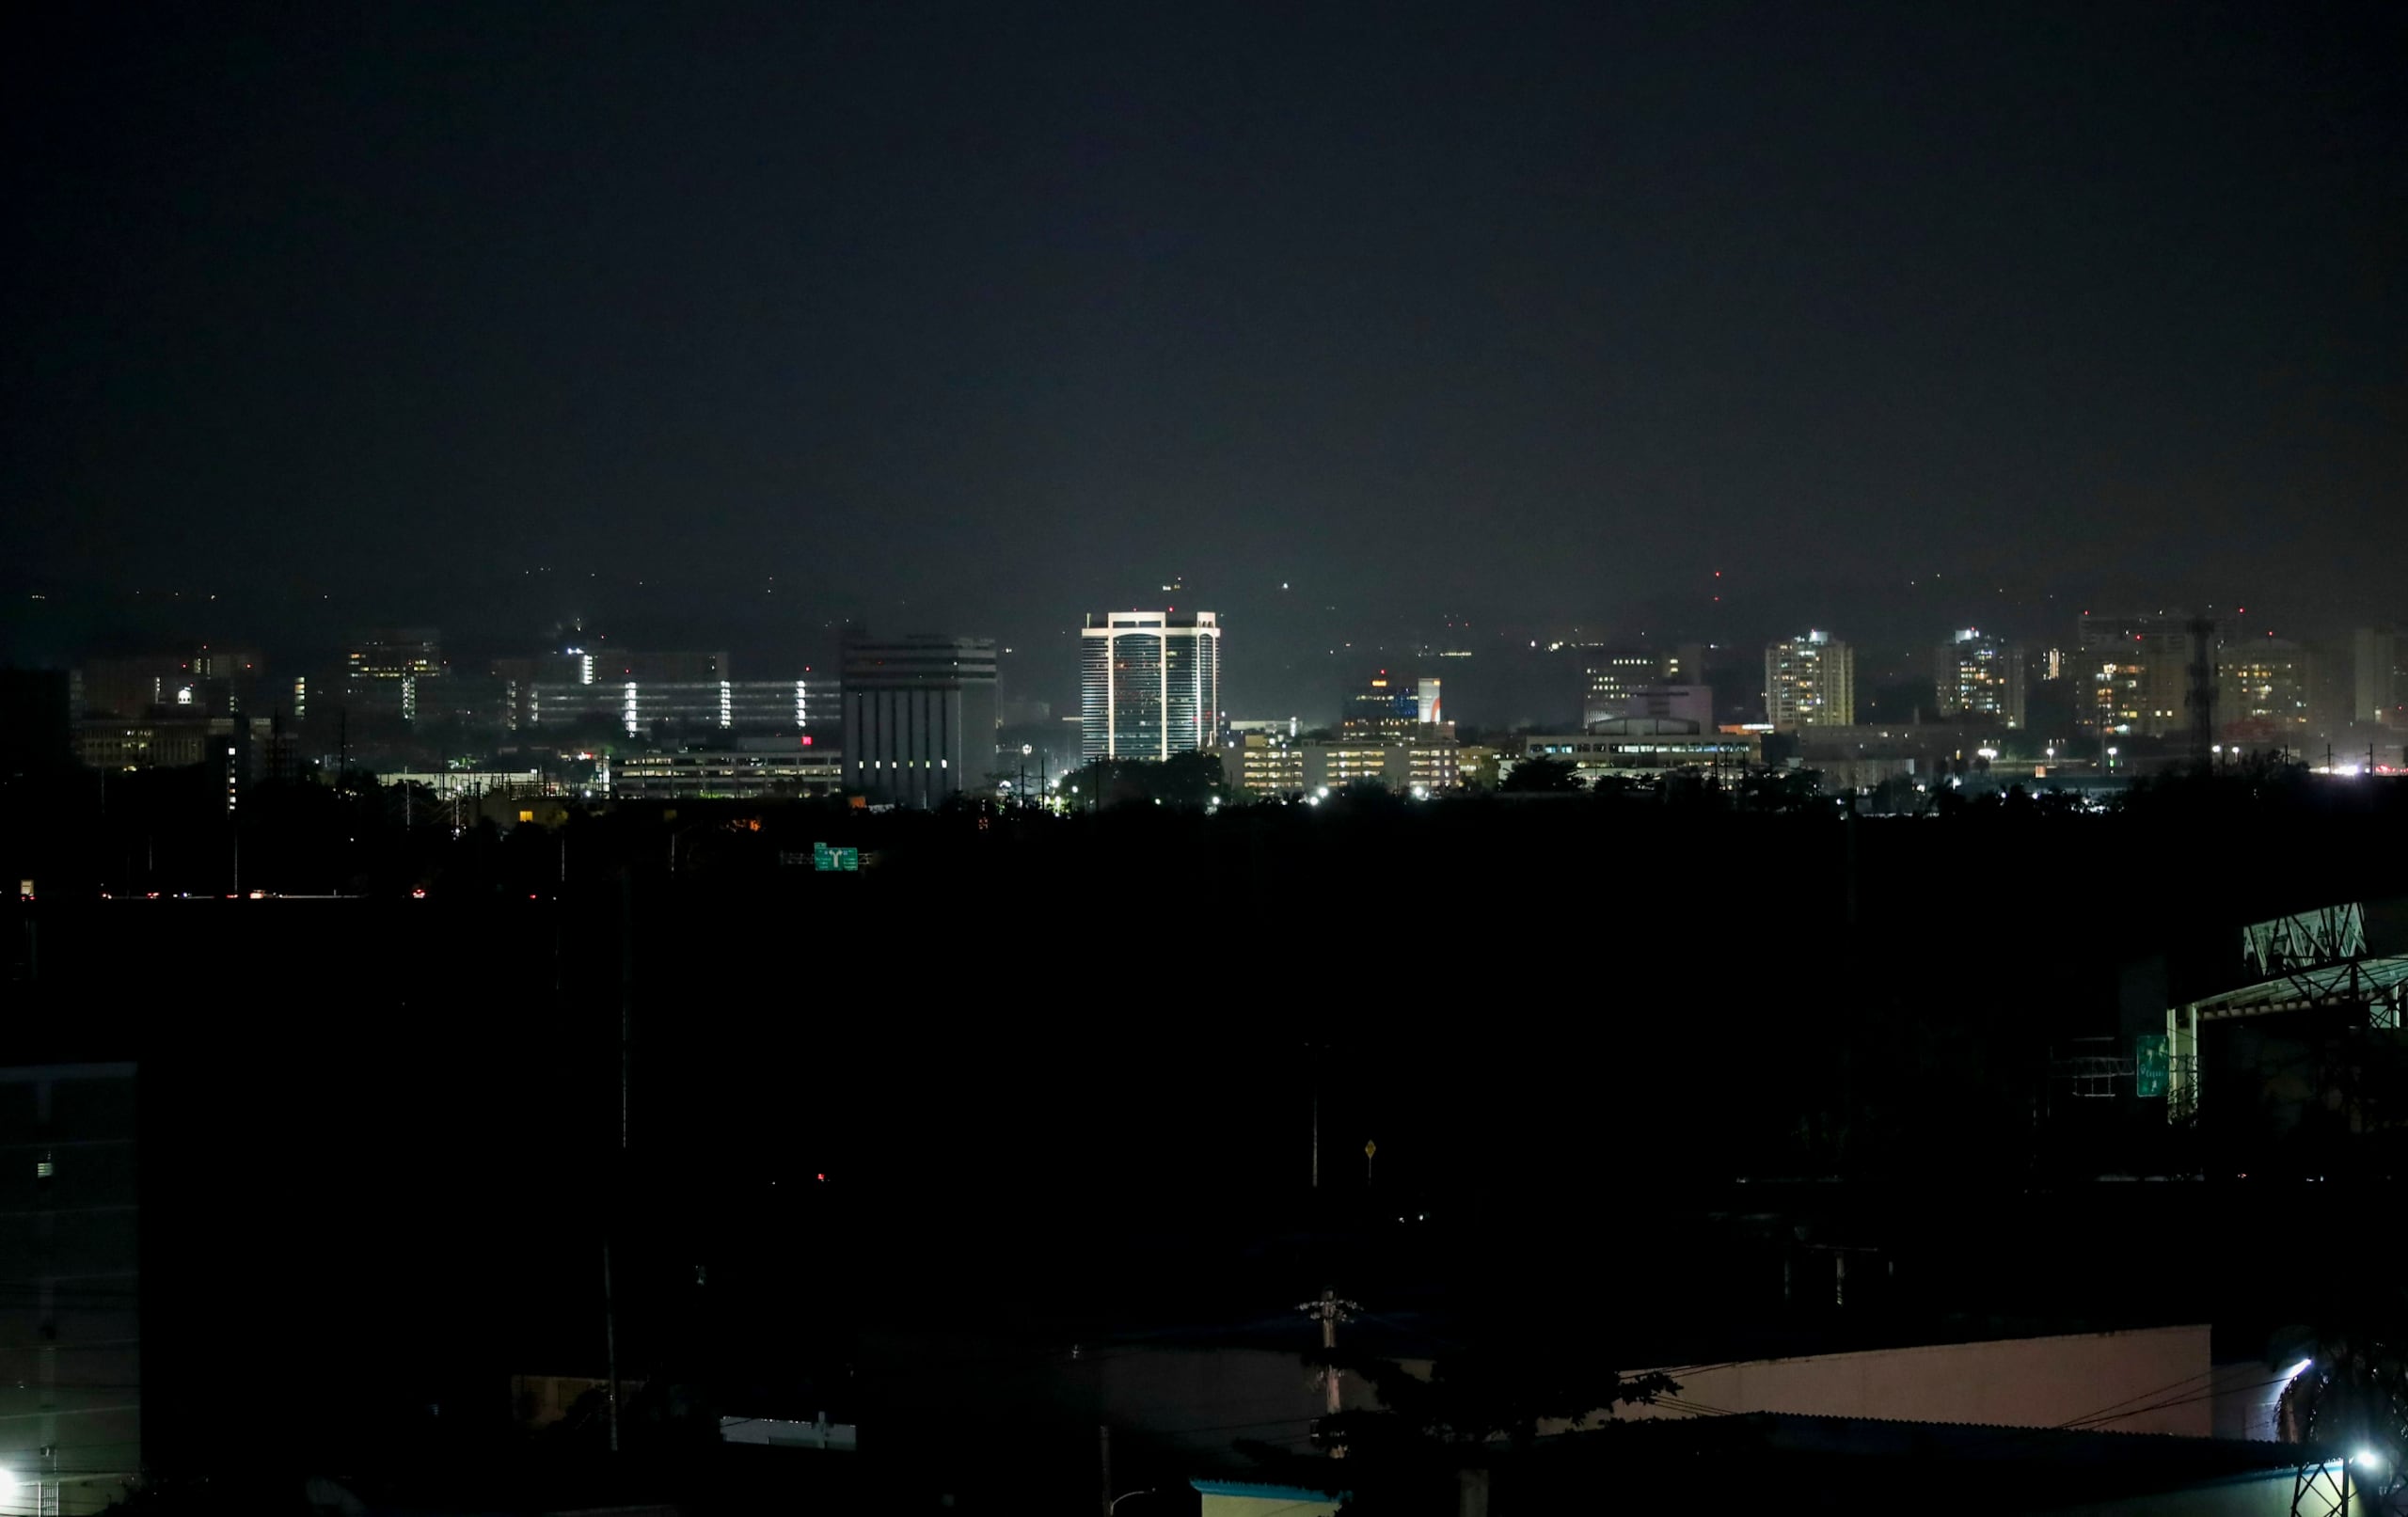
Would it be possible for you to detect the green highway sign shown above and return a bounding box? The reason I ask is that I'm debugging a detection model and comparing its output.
[812,843,860,873]
[2134,1034,2169,1098]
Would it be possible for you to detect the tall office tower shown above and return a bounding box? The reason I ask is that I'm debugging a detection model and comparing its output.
[346,628,444,723]
[1080,610,1222,762]
[1342,670,1422,739]
[1934,629,2027,727]
[839,633,998,807]
[1764,630,1855,729]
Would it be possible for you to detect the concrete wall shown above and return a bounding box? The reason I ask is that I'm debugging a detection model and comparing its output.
[1198,1495,1342,1517]
[1092,1346,1383,1460]
[1196,1484,1345,1517]
[1608,1324,2216,1437]
[2056,1469,2327,1517]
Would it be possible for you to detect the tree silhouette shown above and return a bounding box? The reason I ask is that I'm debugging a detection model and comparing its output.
[1498,756,1580,793]
[1240,1341,1676,1515]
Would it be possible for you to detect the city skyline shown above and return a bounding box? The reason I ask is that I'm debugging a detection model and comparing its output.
[8,7,2408,1515]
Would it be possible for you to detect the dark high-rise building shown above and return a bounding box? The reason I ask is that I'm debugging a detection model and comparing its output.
[1079,610,1221,762]
[2217,637,2312,750]
[1578,650,1678,729]
[0,670,74,782]
[840,634,999,806]
[346,628,444,724]
[2077,613,2192,737]
[2354,627,2404,728]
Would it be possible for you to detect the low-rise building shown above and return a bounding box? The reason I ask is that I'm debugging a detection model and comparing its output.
[74,719,214,771]
[377,770,547,798]
[1512,728,1759,782]
[1224,733,1304,796]
[526,677,837,739]
[1222,733,1461,797]
[613,749,843,799]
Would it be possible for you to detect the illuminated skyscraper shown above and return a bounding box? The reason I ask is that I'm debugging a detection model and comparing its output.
[1764,631,1855,729]
[1080,610,1221,762]
[1934,629,2026,727]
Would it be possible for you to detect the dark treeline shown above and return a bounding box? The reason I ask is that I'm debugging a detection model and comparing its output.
[6,773,2405,1508]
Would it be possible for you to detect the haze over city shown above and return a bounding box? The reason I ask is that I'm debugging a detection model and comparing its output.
[7,2,2406,716]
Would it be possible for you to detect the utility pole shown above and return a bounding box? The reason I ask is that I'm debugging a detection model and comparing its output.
[1300,1289,1358,1457]
[603,1241,620,1453]
[1306,1039,1322,1190]
[1098,1424,1112,1517]
[604,870,634,1454]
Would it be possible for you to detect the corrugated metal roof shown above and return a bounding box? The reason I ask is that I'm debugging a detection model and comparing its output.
[2190,954,2408,1020]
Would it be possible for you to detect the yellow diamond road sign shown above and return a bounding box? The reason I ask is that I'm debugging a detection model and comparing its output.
[1364,1140,1376,1159]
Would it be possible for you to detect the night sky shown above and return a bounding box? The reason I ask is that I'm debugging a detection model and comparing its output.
[5,2,2404,705]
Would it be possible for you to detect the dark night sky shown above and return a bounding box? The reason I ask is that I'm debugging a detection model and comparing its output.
[5,2,2404,706]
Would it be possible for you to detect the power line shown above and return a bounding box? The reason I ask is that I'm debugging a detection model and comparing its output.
[2052,1366,2225,1430]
